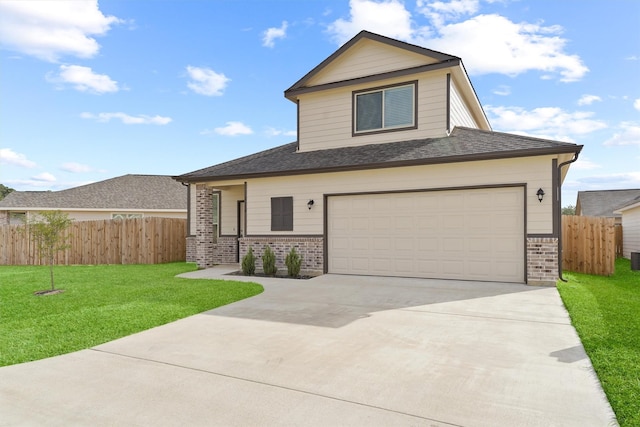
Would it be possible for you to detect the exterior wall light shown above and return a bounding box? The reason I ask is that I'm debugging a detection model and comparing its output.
[537,188,545,203]
[307,199,314,210]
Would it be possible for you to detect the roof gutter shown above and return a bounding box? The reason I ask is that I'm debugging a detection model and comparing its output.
[557,150,581,282]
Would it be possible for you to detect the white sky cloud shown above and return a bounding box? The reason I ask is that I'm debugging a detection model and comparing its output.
[328,0,414,44]
[571,157,602,170]
[0,0,121,62]
[32,172,56,182]
[493,85,511,96]
[48,65,119,94]
[327,0,588,82]
[186,66,230,96]
[634,98,640,111]
[210,121,254,136]
[486,105,607,137]
[265,127,297,137]
[603,122,640,146]
[263,21,288,48]
[80,112,172,125]
[60,162,92,173]
[577,94,602,106]
[0,148,37,168]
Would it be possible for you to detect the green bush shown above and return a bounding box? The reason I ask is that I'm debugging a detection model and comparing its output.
[241,246,256,276]
[285,247,302,277]
[262,246,278,276]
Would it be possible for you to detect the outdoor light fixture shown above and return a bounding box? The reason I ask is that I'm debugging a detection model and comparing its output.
[537,188,545,203]
[307,199,314,210]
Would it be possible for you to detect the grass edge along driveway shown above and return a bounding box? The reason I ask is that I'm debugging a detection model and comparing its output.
[0,263,263,367]
[557,258,640,427]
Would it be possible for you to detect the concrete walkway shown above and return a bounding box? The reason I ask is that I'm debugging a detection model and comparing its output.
[0,266,617,426]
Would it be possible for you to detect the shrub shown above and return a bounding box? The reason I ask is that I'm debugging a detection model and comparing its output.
[262,246,278,276]
[241,246,256,276]
[285,247,302,277]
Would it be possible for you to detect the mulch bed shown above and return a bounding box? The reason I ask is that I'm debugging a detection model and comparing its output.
[225,271,314,280]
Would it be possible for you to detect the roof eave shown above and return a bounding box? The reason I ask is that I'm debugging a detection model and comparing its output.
[177,144,583,184]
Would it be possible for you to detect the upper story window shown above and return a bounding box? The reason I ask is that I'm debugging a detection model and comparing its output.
[354,82,416,134]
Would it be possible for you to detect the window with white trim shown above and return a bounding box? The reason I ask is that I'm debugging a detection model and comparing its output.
[354,83,416,134]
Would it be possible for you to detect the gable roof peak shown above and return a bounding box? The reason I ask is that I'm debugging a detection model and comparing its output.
[285,30,459,98]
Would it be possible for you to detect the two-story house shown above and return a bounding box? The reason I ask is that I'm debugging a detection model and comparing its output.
[174,31,582,285]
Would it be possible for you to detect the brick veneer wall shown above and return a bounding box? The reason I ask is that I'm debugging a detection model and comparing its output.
[0,212,8,226]
[213,236,238,264]
[239,236,324,273]
[527,237,558,286]
[195,185,215,268]
[186,236,196,263]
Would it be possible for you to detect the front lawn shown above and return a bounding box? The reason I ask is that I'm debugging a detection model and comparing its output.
[557,258,640,427]
[0,263,263,367]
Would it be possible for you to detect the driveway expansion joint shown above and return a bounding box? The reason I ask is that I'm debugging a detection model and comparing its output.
[89,348,462,426]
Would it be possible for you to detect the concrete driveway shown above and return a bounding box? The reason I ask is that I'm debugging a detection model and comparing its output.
[0,266,617,426]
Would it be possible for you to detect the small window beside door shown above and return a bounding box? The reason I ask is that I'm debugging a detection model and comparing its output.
[271,197,293,231]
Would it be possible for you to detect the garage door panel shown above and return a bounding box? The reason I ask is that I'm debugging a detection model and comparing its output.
[328,187,524,283]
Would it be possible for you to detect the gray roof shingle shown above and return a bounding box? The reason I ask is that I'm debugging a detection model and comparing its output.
[175,127,581,182]
[577,189,640,218]
[0,175,187,210]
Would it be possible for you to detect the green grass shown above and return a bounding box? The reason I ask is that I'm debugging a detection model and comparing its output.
[557,258,640,427]
[0,263,263,367]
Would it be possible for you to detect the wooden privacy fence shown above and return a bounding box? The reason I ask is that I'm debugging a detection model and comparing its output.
[562,215,615,276]
[0,217,187,266]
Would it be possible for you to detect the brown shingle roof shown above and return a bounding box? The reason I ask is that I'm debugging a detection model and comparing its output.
[175,127,581,183]
[0,175,187,210]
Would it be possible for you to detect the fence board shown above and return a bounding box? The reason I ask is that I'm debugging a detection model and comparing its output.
[562,215,615,276]
[0,218,186,266]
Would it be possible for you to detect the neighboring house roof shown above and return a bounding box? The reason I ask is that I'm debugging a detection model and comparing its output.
[0,174,187,211]
[576,189,640,218]
[613,195,640,214]
[175,127,581,183]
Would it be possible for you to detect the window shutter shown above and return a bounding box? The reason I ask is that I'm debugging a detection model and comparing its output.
[271,197,293,231]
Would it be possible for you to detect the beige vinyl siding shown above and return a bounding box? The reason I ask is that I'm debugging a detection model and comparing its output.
[307,39,438,86]
[244,155,555,236]
[450,78,478,129]
[621,206,640,258]
[298,72,448,152]
[219,185,244,235]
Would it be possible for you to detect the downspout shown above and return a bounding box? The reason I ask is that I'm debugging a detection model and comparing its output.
[557,151,580,282]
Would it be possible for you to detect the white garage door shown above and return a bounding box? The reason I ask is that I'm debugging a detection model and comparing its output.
[327,187,525,283]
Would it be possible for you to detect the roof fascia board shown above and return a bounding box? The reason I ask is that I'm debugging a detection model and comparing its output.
[179,145,583,184]
[284,30,459,99]
[285,59,459,101]
[0,207,186,212]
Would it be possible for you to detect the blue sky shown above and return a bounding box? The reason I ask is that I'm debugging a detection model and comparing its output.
[1,0,638,207]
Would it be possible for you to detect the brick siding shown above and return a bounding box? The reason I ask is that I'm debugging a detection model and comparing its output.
[239,236,324,274]
[527,237,559,286]
[194,185,215,268]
